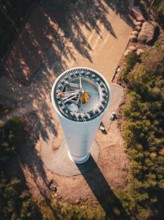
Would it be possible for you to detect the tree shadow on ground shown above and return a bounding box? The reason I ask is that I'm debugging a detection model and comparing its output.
[0,75,58,142]
[1,0,138,141]
[3,0,135,84]
[77,156,129,220]
[5,114,58,218]
[104,0,136,27]
[7,113,50,193]
[0,0,124,141]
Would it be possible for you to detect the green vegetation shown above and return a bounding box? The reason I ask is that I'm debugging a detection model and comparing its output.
[0,176,40,220]
[119,41,164,219]
[0,104,11,116]
[120,51,140,82]
[0,117,27,164]
[38,198,105,220]
[0,0,37,63]
[142,0,164,25]
[0,117,41,220]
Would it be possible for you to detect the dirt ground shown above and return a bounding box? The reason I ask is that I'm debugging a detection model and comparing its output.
[0,0,137,204]
[43,121,129,201]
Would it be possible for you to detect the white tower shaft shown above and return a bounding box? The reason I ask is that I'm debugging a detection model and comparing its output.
[59,113,104,163]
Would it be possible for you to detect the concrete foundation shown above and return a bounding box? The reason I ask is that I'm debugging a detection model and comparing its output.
[40,139,100,176]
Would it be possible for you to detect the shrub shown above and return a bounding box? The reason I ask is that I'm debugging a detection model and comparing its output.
[0,117,27,165]
[0,175,41,220]
[120,51,140,83]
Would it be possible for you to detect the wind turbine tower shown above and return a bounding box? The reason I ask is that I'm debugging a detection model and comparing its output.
[51,67,110,164]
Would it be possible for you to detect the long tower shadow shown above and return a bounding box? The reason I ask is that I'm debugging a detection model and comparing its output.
[76,156,129,220]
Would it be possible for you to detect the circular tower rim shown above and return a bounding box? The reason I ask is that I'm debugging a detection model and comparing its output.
[51,67,111,123]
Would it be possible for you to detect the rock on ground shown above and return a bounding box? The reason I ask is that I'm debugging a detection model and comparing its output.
[136,48,144,55]
[129,35,138,43]
[132,30,139,36]
[138,21,156,44]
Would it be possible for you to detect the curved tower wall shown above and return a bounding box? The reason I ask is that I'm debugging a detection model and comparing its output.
[51,67,110,164]
[58,112,104,163]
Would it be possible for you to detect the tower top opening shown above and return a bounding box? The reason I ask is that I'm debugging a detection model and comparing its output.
[52,67,110,122]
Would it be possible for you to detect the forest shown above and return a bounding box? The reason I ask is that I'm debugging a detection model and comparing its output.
[119,40,164,219]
